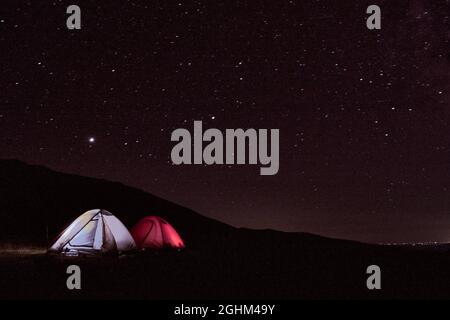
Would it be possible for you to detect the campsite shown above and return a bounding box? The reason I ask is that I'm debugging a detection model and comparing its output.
[47,209,185,256]
[2,159,450,299]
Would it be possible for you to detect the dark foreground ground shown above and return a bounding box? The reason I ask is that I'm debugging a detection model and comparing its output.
[1,160,450,299]
[2,240,450,299]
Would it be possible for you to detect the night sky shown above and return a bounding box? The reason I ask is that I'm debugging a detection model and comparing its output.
[0,0,449,243]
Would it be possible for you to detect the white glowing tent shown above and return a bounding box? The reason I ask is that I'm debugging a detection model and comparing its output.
[48,209,136,256]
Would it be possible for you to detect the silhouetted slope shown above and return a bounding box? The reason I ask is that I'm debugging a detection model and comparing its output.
[0,159,233,248]
[2,160,450,299]
[0,159,370,250]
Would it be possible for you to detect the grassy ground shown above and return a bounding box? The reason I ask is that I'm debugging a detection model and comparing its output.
[1,243,450,299]
[0,245,47,256]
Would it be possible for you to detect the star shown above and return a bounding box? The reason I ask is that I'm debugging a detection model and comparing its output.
[88,137,95,144]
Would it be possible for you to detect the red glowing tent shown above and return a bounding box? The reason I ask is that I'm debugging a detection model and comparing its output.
[131,216,185,250]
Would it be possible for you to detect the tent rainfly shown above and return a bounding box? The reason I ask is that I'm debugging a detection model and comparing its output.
[48,209,136,256]
[131,216,185,250]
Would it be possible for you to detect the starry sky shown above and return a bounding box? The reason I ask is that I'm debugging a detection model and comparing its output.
[0,0,449,243]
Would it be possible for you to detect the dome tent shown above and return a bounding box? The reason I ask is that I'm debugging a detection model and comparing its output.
[131,216,185,250]
[48,209,136,256]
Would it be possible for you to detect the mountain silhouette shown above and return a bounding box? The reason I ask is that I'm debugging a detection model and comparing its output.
[0,159,232,247]
[1,159,450,299]
[0,159,360,250]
